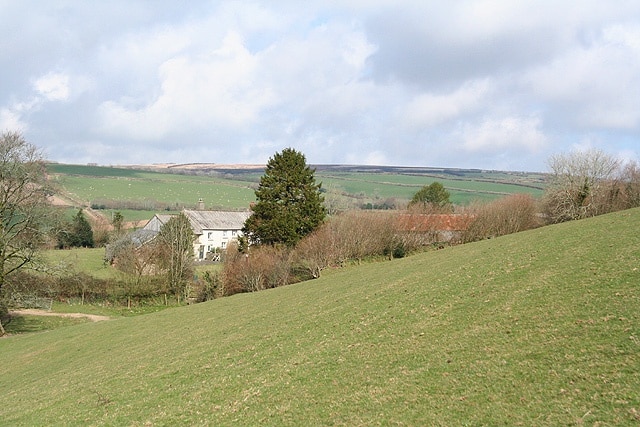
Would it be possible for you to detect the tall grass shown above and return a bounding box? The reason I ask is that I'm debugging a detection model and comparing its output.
[1,209,638,425]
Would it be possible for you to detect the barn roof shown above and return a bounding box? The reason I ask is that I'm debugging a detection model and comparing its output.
[396,214,474,232]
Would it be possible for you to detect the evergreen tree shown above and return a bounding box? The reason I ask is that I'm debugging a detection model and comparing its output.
[72,209,94,247]
[111,211,124,237]
[57,209,94,248]
[243,148,325,246]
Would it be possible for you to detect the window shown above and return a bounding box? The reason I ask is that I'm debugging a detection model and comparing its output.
[232,230,237,237]
[222,230,228,238]
[207,232,213,240]
[221,241,227,249]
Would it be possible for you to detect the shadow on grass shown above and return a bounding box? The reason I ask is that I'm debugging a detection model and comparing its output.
[4,314,88,335]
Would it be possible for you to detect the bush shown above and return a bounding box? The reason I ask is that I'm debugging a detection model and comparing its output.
[541,150,640,223]
[327,210,397,263]
[463,194,540,243]
[195,271,224,302]
[223,208,466,293]
[222,243,293,295]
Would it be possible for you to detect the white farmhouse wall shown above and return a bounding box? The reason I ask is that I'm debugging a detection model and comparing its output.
[183,210,251,260]
[141,210,251,261]
[193,228,242,260]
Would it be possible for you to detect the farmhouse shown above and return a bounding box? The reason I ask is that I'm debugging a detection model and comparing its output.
[142,209,251,260]
[182,209,251,260]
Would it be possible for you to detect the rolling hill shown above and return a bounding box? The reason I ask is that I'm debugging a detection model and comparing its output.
[1,208,638,425]
[46,163,546,224]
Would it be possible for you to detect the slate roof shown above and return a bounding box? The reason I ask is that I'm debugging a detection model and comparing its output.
[182,210,251,234]
[128,229,159,246]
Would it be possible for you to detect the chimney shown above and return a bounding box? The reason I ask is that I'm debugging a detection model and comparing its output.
[197,198,205,211]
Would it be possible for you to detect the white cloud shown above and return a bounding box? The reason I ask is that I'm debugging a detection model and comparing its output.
[459,116,548,153]
[0,1,638,169]
[340,31,377,68]
[0,108,27,132]
[524,23,640,130]
[403,79,492,128]
[33,72,70,102]
[99,31,274,140]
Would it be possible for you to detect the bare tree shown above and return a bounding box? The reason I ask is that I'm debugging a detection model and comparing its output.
[157,213,195,301]
[617,161,640,210]
[113,240,161,308]
[544,149,620,222]
[0,132,54,335]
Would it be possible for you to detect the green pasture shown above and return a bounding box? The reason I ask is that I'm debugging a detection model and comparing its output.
[55,175,255,209]
[45,248,115,280]
[48,164,256,210]
[318,172,544,205]
[48,164,146,178]
[2,208,638,425]
[48,164,547,214]
[44,247,221,280]
[97,208,176,223]
[4,314,89,335]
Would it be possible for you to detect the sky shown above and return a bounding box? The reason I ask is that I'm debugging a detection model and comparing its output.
[1,1,639,172]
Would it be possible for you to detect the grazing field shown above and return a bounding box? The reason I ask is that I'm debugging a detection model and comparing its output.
[318,172,544,204]
[3,313,90,335]
[47,164,257,218]
[44,247,221,281]
[45,248,116,280]
[47,164,547,223]
[1,208,638,425]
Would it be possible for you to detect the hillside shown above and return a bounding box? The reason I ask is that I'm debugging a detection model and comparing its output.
[46,163,546,224]
[1,209,639,425]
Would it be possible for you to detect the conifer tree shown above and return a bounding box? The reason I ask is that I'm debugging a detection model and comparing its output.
[58,210,94,248]
[243,148,325,246]
[72,209,94,247]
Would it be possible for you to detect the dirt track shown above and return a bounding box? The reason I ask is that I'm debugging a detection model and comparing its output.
[9,309,110,322]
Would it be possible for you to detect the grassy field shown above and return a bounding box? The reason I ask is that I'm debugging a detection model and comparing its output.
[318,172,544,204]
[48,165,256,210]
[47,164,547,224]
[45,248,116,279]
[3,314,90,334]
[44,247,221,281]
[1,208,638,425]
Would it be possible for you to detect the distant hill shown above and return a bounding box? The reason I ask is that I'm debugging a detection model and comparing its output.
[47,163,547,224]
[1,208,638,425]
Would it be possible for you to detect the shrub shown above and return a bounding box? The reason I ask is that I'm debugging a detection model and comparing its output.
[293,223,343,278]
[196,271,224,302]
[293,210,403,277]
[222,243,293,295]
[463,194,540,243]
[328,210,397,263]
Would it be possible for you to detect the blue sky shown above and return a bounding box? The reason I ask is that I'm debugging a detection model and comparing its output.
[1,1,639,171]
